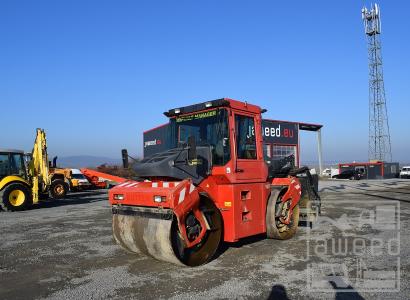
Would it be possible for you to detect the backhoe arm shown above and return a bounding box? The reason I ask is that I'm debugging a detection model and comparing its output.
[28,129,50,202]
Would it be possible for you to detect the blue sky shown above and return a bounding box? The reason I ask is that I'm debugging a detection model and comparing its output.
[1,0,409,163]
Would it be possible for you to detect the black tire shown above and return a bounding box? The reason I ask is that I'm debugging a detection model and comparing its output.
[50,179,68,199]
[266,190,300,240]
[0,183,33,211]
[171,197,223,266]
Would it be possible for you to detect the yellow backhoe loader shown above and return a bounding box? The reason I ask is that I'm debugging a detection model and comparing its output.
[0,129,71,211]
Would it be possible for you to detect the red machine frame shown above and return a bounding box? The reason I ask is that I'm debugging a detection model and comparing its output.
[110,99,302,243]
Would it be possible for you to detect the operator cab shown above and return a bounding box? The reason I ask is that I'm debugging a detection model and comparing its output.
[134,98,267,184]
[0,149,28,181]
[165,98,267,181]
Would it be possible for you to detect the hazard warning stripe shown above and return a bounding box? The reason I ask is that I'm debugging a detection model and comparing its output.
[125,182,138,188]
[178,188,186,204]
[119,181,184,189]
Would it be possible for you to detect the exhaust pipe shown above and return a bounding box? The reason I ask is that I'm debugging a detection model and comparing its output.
[121,149,129,169]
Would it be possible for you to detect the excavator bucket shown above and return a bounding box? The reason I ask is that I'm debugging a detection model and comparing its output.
[109,179,222,266]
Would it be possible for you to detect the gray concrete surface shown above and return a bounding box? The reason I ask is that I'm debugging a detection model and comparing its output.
[0,180,409,300]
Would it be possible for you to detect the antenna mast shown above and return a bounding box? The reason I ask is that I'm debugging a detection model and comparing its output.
[361,3,392,162]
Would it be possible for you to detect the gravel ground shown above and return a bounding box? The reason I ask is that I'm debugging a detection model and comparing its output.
[0,179,409,300]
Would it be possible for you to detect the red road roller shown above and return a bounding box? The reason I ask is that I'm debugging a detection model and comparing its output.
[109,98,320,266]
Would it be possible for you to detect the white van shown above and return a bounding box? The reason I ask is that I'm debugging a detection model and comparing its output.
[70,169,91,190]
[322,168,331,177]
[400,166,410,179]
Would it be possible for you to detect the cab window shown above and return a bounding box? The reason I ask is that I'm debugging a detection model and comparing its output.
[72,174,86,179]
[0,153,26,179]
[10,154,26,177]
[235,115,257,159]
[0,154,10,179]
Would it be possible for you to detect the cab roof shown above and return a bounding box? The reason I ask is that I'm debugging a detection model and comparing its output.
[164,98,262,117]
[0,149,25,154]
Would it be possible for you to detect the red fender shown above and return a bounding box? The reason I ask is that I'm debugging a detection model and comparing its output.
[271,176,302,225]
[171,180,208,248]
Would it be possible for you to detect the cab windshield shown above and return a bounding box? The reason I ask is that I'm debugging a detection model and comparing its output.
[170,108,230,165]
[72,174,86,179]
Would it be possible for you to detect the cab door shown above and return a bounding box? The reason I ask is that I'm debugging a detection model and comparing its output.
[233,113,266,181]
[231,112,269,238]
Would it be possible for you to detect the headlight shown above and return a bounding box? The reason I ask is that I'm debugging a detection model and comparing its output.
[154,195,166,203]
[114,194,124,200]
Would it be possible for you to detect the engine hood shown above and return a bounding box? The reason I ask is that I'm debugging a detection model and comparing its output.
[134,146,212,185]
